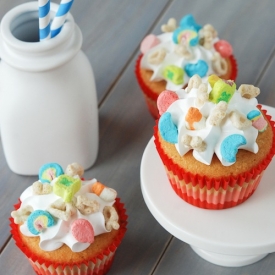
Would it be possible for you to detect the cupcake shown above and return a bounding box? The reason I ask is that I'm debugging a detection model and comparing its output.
[154,74,275,209]
[10,162,127,275]
[135,14,238,119]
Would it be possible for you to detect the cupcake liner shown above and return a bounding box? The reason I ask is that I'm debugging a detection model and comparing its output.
[143,93,160,120]
[154,106,275,209]
[166,166,263,209]
[28,255,114,275]
[10,198,128,275]
[135,54,160,102]
[227,55,238,81]
[135,54,160,119]
[135,54,238,120]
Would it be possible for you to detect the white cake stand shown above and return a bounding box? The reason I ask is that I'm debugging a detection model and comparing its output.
[140,105,275,267]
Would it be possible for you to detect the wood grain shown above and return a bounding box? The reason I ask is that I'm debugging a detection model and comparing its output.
[1,0,275,274]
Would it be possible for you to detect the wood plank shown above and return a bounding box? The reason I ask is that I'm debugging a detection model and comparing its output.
[0,1,175,274]
[139,0,275,87]
[82,57,172,274]
[0,0,169,249]
[0,0,25,18]
[0,0,170,104]
[68,0,170,103]
[2,0,275,274]
[0,241,32,274]
[0,157,35,250]
[0,55,172,274]
[256,56,275,106]
[153,238,275,275]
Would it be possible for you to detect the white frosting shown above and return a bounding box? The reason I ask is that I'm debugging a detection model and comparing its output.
[18,178,114,252]
[164,83,260,166]
[141,32,219,90]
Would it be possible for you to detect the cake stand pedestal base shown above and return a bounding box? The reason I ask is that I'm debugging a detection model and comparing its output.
[190,246,268,267]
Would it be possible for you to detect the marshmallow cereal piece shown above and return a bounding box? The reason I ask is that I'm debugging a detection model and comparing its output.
[71,219,94,243]
[27,210,55,235]
[47,199,76,221]
[140,34,161,54]
[148,48,166,65]
[161,18,177,33]
[251,116,268,132]
[208,101,228,126]
[91,181,117,202]
[11,205,33,224]
[186,74,202,93]
[208,74,220,88]
[163,65,184,85]
[179,14,202,32]
[75,195,100,215]
[185,107,206,130]
[214,40,233,58]
[173,28,199,46]
[65,163,84,178]
[221,134,247,164]
[212,52,228,75]
[53,175,81,202]
[159,112,178,143]
[103,206,120,231]
[39,163,64,183]
[184,59,209,78]
[247,110,268,132]
[32,181,53,195]
[238,84,260,99]
[157,90,179,116]
[195,83,209,107]
[229,110,252,129]
[209,77,236,103]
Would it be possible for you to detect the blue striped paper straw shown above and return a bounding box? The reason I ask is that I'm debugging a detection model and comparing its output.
[50,0,74,38]
[38,0,51,41]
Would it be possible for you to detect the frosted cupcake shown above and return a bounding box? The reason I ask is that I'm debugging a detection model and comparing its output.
[135,14,237,119]
[10,162,127,275]
[154,74,275,209]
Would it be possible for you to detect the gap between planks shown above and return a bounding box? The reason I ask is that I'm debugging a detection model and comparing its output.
[255,44,275,87]
[98,0,174,109]
[150,235,174,275]
[0,235,12,255]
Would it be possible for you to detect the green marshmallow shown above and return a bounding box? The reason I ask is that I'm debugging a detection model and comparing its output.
[53,175,81,202]
[163,65,184,85]
[209,78,236,104]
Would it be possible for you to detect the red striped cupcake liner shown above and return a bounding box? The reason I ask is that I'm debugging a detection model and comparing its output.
[154,107,275,209]
[10,198,127,275]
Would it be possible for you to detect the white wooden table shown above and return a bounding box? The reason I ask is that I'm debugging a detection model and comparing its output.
[1,1,275,274]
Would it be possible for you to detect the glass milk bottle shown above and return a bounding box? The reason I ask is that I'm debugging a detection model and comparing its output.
[0,2,98,175]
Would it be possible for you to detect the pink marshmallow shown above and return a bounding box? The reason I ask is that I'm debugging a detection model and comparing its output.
[71,219,94,243]
[157,90,179,115]
[214,40,233,58]
[252,116,267,132]
[140,34,160,54]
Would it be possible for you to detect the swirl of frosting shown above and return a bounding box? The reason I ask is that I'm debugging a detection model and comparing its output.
[13,164,119,253]
[140,14,233,91]
[158,75,265,166]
